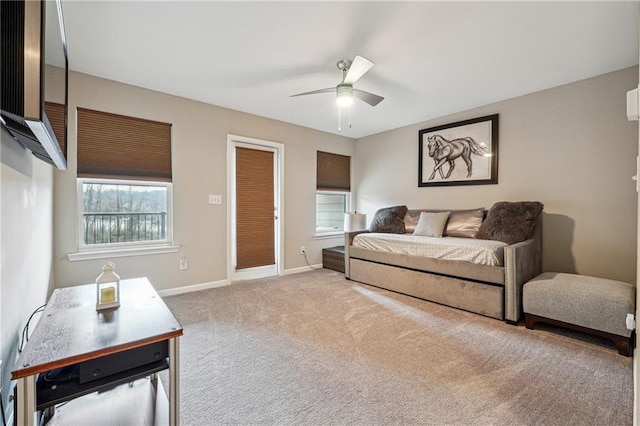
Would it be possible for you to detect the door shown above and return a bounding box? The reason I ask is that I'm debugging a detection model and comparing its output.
[227,135,283,281]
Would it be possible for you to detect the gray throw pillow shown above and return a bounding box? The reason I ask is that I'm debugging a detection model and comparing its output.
[369,205,408,233]
[476,201,543,244]
[413,211,450,238]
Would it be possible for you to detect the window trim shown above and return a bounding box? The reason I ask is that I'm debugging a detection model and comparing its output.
[75,178,174,254]
[314,190,351,238]
[67,245,180,262]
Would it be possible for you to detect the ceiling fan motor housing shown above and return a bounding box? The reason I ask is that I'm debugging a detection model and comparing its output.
[337,59,353,72]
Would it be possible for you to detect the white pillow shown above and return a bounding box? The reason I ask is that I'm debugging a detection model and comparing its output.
[413,211,450,238]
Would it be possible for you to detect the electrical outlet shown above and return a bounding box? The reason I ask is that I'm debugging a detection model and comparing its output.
[180,256,188,270]
[300,246,305,255]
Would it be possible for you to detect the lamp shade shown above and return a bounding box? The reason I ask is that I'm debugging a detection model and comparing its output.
[344,213,367,232]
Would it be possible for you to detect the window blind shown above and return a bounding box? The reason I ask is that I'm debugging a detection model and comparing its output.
[235,147,275,270]
[317,151,350,191]
[77,107,172,181]
[44,102,65,155]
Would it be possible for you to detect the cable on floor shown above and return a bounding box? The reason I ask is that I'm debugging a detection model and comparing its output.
[302,249,319,269]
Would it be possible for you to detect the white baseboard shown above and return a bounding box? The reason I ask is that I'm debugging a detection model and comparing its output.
[158,265,323,297]
[157,279,230,297]
[283,264,322,275]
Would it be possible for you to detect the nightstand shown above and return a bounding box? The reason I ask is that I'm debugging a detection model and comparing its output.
[322,246,345,273]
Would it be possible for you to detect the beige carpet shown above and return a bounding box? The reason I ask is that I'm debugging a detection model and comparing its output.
[163,269,632,425]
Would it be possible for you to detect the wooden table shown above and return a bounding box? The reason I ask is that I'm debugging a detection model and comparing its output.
[11,277,183,425]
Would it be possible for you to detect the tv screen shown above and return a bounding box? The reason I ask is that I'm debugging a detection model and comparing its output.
[44,0,68,158]
[0,0,68,170]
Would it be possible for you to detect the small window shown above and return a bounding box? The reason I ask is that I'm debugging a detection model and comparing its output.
[316,151,351,236]
[316,191,350,234]
[79,178,172,248]
[75,108,173,253]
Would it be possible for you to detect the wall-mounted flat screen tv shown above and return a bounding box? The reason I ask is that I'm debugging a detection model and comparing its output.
[1,0,68,170]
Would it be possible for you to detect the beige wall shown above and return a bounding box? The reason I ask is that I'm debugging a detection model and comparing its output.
[0,127,54,416]
[53,70,354,291]
[51,67,638,288]
[634,19,639,423]
[355,67,639,284]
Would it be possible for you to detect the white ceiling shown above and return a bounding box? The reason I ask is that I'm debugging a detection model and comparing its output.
[54,1,639,139]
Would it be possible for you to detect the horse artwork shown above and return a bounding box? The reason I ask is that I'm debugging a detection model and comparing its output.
[426,134,487,180]
[418,114,498,187]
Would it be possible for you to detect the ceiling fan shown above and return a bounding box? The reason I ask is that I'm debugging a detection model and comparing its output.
[290,54,384,108]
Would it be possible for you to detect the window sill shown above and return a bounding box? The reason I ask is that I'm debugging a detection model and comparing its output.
[67,245,180,262]
[314,232,344,240]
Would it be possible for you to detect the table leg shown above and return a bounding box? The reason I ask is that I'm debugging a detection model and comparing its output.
[15,376,37,426]
[169,336,180,426]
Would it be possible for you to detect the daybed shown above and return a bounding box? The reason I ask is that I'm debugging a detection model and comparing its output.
[345,203,543,323]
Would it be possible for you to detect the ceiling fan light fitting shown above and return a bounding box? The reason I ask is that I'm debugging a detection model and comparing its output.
[337,95,353,108]
[336,85,354,107]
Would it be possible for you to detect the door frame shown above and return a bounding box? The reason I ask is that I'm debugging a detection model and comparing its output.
[227,134,284,281]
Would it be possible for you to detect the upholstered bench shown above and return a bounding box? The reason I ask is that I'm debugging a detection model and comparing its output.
[523,272,635,356]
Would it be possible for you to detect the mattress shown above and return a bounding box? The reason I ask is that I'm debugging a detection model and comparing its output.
[352,233,508,266]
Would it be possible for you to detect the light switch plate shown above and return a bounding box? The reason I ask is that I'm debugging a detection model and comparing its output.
[208,195,222,205]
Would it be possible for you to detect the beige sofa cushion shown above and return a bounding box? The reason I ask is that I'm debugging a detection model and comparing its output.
[405,208,484,238]
[413,211,450,237]
[444,208,484,238]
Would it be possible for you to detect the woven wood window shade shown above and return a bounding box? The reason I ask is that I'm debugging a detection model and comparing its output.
[317,151,350,191]
[77,107,172,181]
[235,147,275,270]
[44,102,66,155]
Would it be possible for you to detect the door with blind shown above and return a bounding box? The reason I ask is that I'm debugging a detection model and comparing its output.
[228,136,283,281]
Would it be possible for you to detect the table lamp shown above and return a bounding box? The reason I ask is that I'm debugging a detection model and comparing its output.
[96,261,121,311]
[344,212,367,232]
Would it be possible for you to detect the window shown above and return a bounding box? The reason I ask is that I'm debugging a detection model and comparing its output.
[75,107,173,253]
[79,179,171,247]
[316,151,351,235]
[316,191,350,233]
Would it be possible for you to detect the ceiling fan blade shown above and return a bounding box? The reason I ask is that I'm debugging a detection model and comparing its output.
[290,87,335,97]
[353,89,384,107]
[343,55,374,84]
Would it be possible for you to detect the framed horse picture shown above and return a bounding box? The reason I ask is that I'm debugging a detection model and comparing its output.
[418,114,498,187]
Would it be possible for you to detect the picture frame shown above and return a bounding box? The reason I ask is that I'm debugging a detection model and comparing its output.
[418,114,498,187]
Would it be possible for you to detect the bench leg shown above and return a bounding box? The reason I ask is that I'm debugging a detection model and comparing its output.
[524,313,538,329]
[524,313,633,357]
[610,333,634,357]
